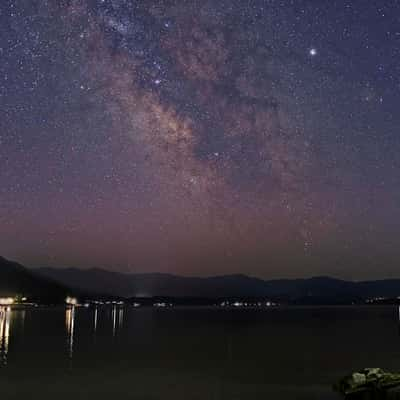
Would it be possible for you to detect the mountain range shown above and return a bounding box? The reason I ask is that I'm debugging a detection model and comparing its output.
[36,265,400,304]
[2,256,400,304]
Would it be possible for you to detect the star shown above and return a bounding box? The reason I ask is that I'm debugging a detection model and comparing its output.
[309,48,317,56]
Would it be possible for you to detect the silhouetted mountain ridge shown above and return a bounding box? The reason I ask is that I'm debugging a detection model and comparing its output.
[0,256,68,302]
[36,267,400,303]
[3,255,400,304]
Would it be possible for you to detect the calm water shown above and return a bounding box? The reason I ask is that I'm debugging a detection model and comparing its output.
[0,305,399,399]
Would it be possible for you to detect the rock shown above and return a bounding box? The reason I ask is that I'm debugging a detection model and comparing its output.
[334,368,400,398]
[351,373,367,386]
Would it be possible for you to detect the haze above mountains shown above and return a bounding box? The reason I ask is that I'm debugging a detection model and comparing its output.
[2,256,400,304]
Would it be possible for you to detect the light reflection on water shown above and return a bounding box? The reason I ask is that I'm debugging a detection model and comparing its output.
[111,306,124,338]
[111,306,116,337]
[94,307,98,334]
[65,306,75,359]
[0,305,127,368]
[118,307,124,330]
[0,306,11,366]
[65,305,125,359]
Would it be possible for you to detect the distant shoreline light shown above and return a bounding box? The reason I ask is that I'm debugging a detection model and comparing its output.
[65,296,78,306]
[0,297,15,306]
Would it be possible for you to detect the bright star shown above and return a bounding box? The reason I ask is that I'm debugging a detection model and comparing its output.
[309,48,317,56]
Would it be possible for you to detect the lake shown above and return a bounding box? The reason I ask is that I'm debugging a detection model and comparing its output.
[1,305,399,399]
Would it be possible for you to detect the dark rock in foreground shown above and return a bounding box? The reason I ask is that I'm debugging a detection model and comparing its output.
[334,368,400,399]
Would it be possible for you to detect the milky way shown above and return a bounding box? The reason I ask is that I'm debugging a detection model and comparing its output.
[1,1,400,278]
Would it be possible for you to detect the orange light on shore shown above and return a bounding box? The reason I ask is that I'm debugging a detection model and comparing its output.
[65,296,78,306]
[0,298,14,306]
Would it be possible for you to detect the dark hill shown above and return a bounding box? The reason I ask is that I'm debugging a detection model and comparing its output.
[36,268,271,298]
[36,267,400,303]
[0,256,68,302]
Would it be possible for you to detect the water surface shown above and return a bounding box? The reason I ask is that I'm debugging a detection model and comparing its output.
[1,305,398,399]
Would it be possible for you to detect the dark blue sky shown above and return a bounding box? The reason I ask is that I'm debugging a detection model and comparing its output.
[1,0,399,279]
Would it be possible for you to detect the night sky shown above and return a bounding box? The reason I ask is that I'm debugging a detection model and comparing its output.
[1,0,399,279]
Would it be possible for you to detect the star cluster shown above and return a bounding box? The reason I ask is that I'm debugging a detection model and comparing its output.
[1,0,400,278]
